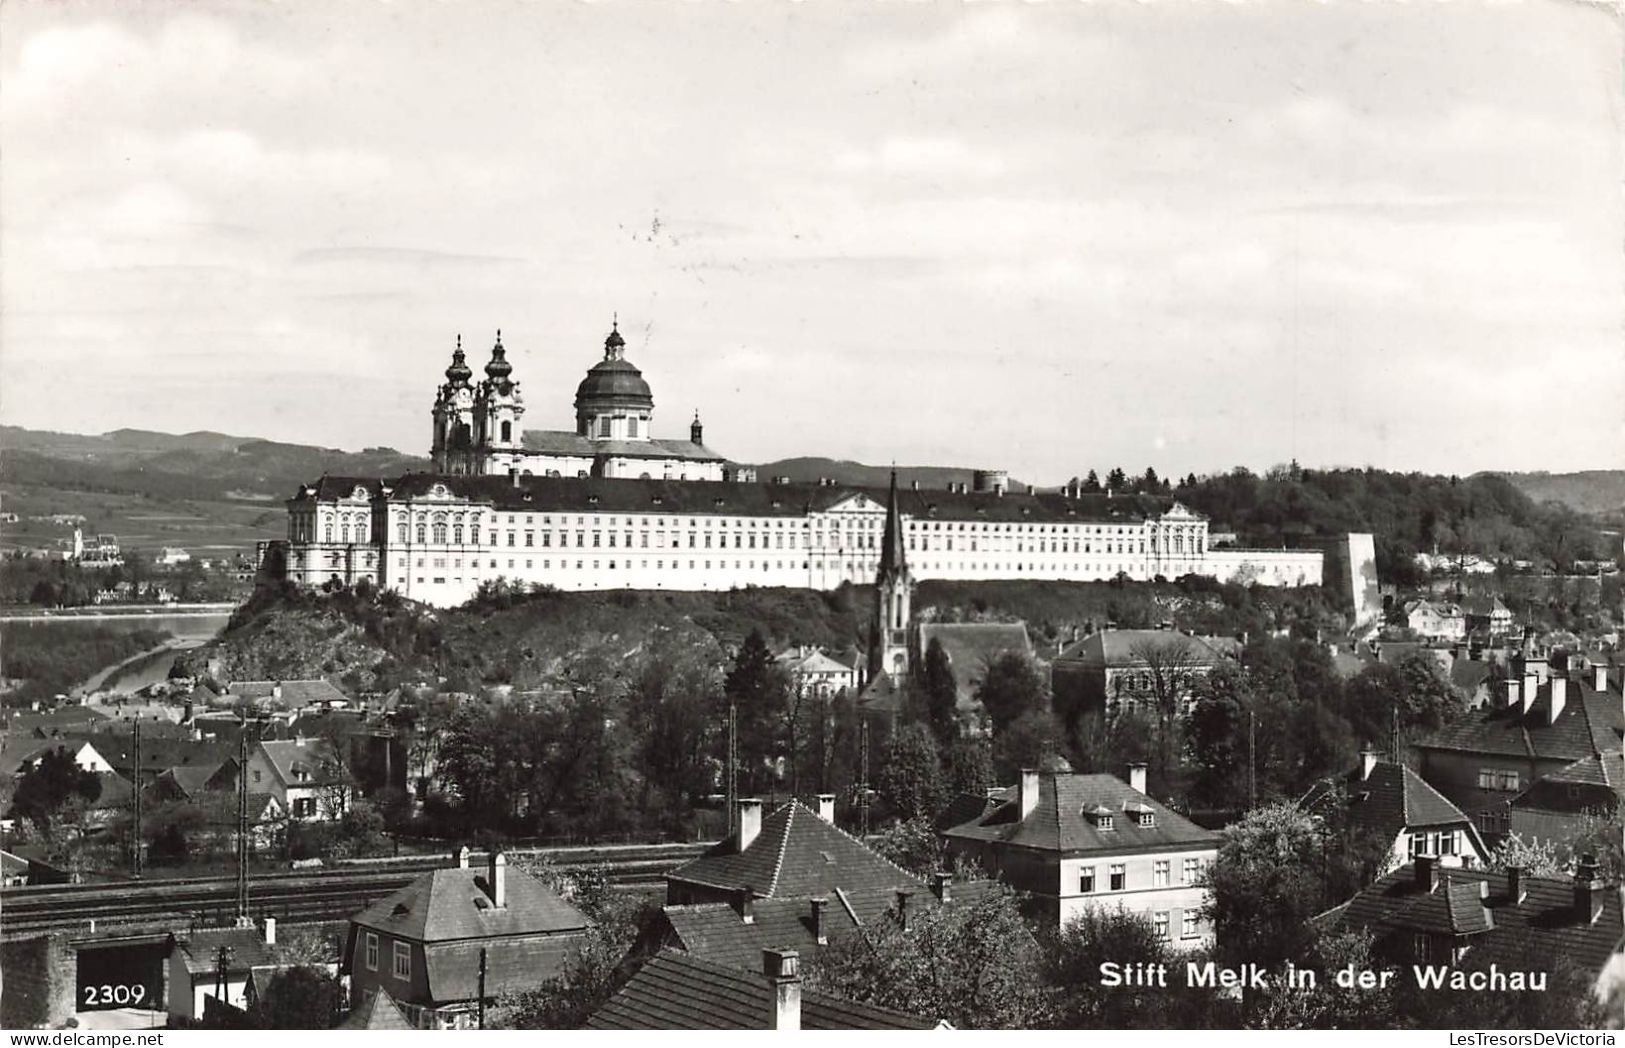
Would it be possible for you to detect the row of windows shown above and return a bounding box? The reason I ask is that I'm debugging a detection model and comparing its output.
[1077,857,1206,894]
[363,933,412,980]
[1476,769,1521,792]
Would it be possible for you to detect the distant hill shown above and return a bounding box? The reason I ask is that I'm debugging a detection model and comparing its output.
[1488,470,1625,517]
[753,457,1031,493]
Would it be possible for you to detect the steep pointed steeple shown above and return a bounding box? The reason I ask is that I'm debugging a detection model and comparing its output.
[878,469,907,581]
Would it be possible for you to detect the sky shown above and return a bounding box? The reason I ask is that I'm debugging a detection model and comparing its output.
[2,0,1621,485]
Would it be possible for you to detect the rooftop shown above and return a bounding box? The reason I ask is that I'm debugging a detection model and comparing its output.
[1413,675,1623,762]
[350,861,591,944]
[942,771,1219,855]
[1056,629,1236,668]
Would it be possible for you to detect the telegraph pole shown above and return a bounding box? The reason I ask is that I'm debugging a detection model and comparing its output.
[235,713,250,925]
[858,720,871,837]
[1247,709,1256,810]
[477,947,488,1030]
[725,703,738,837]
[131,719,144,877]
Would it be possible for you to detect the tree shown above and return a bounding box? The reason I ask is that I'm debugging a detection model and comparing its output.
[1203,803,1329,987]
[919,638,959,743]
[625,628,724,819]
[943,736,993,798]
[1106,467,1128,491]
[992,709,1066,782]
[806,883,1055,1029]
[1248,928,1394,1030]
[869,816,944,878]
[11,749,101,831]
[1126,636,1205,784]
[877,723,944,821]
[1082,470,1102,493]
[248,966,344,1029]
[1046,906,1219,1028]
[974,651,1048,733]
[724,630,791,796]
[1186,664,1252,809]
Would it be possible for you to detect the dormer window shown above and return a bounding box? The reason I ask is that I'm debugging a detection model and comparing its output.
[1097,814,1114,830]
[1138,812,1155,828]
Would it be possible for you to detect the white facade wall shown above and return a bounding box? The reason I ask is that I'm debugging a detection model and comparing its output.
[1057,846,1218,948]
[287,488,1327,607]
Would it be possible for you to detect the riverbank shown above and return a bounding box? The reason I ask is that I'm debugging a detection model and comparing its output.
[0,602,238,623]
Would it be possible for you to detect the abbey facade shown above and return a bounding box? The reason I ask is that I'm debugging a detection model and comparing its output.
[278,323,1325,607]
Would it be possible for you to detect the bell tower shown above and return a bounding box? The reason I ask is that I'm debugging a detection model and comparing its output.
[431,335,476,473]
[473,330,525,473]
[869,470,913,683]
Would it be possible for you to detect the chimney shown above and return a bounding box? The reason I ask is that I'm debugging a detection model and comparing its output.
[487,851,506,907]
[510,469,520,487]
[1127,762,1148,795]
[1360,748,1380,781]
[1575,856,1605,923]
[815,794,836,823]
[895,889,914,930]
[732,887,756,924]
[763,949,801,1031]
[1520,672,1538,715]
[1507,865,1526,905]
[1414,854,1438,893]
[1594,664,1607,692]
[736,798,763,852]
[273,682,283,702]
[262,917,276,945]
[1018,768,1040,821]
[931,871,952,904]
[809,897,828,944]
[456,845,471,869]
[1026,484,1036,496]
[1504,678,1520,709]
[910,480,919,491]
[1547,678,1567,725]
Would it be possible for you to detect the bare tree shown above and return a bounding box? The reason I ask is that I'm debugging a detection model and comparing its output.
[1126,636,1206,783]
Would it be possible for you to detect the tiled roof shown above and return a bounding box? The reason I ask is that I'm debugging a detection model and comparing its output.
[76,732,231,776]
[1056,629,1232,668]
[942,772,1218,855]
[668,800,924,899]
[296,473,1176,526]
[350,863,591,944]
[1308,761,1479,840]
[230,679,349,707]
[172,928,280,976]
[2,706,109,737]
[424,935,584,1001]
[585,949,935,1030]
[1328,864,1622,978]
[1462,596,1511,618]
[338,989,413,1030]
[158,764,223,797]
[934,790,1006,832]
[257,738,349,788]
[520,429,725,463]
[775,649,857,676]
[1413,676,1623,761]
[1450,659,1494,692]
[1387,879,1495,935]
[918,623,1034,709]
[1510,751,1624,816]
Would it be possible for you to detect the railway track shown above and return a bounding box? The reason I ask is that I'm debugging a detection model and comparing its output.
[0,842,709,938]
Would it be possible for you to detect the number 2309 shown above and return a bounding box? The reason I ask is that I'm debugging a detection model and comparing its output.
[84,984,147,1006]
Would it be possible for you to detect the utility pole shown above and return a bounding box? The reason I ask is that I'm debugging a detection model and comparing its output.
[1390,704,1401,765]
[1247,709,1256,810]
[235,713,250,926]
[477,947,488,1030]
[131,719,143,877]
[726,703,738,837]
[214,944,234,1006]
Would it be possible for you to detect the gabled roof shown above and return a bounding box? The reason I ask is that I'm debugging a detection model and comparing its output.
[775,649,857,677]
[520,430,725,463]
[1462,596,1511,618]
[1413,676,1623,761]
[172,928,280,976]
[1509,751,1624,815]
[338,989,412,1030]
[230,679,348,708]
[917,623,1033,709]
[1327,864,1622,978]
[2,705,109,738]
[1056,629,1232,668]
[586,949,936,1030]
[424,935,584,1001]
[941,772,1218,855]
[256,738,349,788]
[350,863,591,944]
[667,800,924,899]
[1387,879,1495,935]
[1310,761,1480,838]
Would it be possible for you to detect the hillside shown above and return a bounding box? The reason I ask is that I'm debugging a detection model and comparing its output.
[176,576,1342,695]
[1490,469,1625,517]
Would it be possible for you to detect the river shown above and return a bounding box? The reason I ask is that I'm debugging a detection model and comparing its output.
[2,606,237,696]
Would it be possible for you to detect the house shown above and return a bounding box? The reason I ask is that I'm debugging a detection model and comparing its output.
[1051,628,1235,724]
[244,737,353,820]
[225,679,351,712]
[586,948,938,1030]
[940,765,1219,944]
[1508,750,1623,849]
[1411,657,1623,840]
[1,849,31,887]
[1321,856,1621,1002]
[1305,752,1489,871]
[1463,596,1515,639]
[916,621,1035,731]
[338,988,414,1030]
[75,732,230,789]
[344,849,592,1029]
[166,920,283,1022]
[1404,600,1467,642]
[774,647,860,697]
[1,738,113,779]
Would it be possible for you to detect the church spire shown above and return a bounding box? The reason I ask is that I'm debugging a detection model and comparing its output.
[604,314,626,360]
[878,468,907,580]
[444,333,472,385]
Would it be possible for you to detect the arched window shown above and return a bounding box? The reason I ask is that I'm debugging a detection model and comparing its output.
[453,525,464,545]
[415,524,426,544]
[501,420,512,443]
[324,524,333,543]
[341,523,350,544]
[398,523,407,543]
[433,521,448,544]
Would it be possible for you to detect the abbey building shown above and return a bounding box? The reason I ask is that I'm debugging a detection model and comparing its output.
[276,322,1326,607]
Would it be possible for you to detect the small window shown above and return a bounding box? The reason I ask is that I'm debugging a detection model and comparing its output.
[1181,912,1199,939]
[1153,860,1170,887]
[393,941,411,980]
[1078,867,1095,894]
[1153,912,1170,941]
[1137,811,1155,828]
[365,933,379,971]
[1109,863,1126,891]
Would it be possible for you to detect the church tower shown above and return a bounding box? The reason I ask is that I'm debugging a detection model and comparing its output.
[431,335,476,473]
[574,318,655,445]
[473,330,525,472]
[869,470,913,683]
